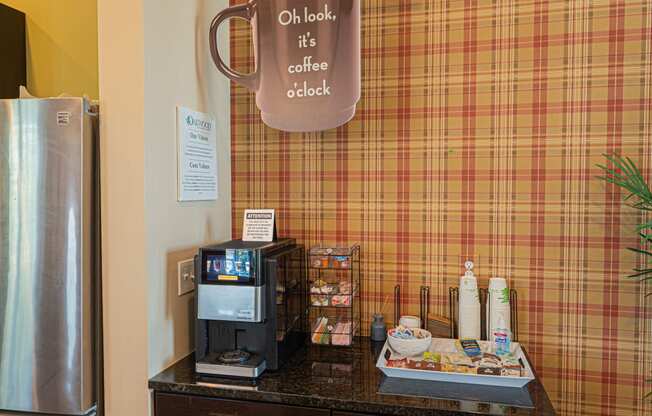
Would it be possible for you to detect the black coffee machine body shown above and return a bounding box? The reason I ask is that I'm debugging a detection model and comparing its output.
[195,239,305,378]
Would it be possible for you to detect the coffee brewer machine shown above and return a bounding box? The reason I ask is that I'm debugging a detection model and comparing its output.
[195,239,305,378]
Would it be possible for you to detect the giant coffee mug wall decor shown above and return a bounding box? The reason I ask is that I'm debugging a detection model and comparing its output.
[210,0,360,132]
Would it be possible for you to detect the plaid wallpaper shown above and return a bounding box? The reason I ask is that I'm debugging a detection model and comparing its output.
[229,1,651,414]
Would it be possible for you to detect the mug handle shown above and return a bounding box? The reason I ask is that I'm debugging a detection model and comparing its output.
[209,4,258,91]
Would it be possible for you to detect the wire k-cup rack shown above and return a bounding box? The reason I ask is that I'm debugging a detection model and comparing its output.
[308,244,361,347]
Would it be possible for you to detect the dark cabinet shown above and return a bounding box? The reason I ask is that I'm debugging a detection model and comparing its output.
[155,393,330,416]
[0,3,26,99]
[333,412,376,416]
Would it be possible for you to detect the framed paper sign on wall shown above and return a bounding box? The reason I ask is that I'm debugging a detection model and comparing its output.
[176,106,218,202]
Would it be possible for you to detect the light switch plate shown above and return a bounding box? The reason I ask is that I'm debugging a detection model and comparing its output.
[177,259,195,296]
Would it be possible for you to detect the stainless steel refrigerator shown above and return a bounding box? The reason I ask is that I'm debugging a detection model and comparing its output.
[0,97,101,415]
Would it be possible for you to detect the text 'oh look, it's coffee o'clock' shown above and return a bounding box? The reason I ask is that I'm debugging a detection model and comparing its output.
[209,0,361,132]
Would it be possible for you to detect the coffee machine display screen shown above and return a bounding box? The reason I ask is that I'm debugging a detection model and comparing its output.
[205,249,253,283]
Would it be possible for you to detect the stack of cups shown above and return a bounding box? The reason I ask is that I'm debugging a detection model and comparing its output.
[487,277,511,342]
[458,262,481,339]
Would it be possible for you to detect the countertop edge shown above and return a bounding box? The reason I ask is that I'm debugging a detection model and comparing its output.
[148,377,549,416]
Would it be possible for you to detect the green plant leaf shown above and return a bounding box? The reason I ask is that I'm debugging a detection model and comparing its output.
[639,233,652,244]
[598,154,652,210]
[626,269,652,279]
[633,202,652,211]
[625,272,652,281]
[629,275,652,282]
[637,221,652,232]
[597,154,652,363]
[626,157,649,190]
[627,247,652,257]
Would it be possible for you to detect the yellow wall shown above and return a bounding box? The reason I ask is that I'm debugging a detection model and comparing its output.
[1,0,98,99]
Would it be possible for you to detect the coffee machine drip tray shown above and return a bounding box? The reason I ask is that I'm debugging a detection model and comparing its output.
[196,351,267,378]
[219,349,251,364]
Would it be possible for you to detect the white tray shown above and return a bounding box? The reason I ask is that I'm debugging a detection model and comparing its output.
[376,338,535,388]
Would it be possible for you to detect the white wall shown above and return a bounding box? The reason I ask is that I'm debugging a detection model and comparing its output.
[97,0,149,415]
[144,0,231,378]
[98,0,231,414]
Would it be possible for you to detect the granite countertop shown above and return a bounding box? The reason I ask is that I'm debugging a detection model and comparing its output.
[149,338,556,416]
